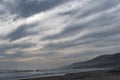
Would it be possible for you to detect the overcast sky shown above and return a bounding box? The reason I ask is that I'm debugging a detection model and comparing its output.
[0,0,120,70]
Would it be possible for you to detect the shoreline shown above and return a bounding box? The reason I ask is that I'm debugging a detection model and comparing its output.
[21,68,120,80]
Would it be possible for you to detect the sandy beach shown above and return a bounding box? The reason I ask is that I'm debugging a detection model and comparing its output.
[21,68,120,80]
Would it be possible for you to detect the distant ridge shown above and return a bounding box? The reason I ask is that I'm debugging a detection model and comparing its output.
[64,53,120,69]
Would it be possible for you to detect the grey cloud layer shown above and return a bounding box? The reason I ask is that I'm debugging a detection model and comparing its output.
[6,23,39,41]
[1,0,67,18]
[0,0,120,69]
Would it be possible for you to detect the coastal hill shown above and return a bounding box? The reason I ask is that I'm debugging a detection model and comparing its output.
[65,53,120,69]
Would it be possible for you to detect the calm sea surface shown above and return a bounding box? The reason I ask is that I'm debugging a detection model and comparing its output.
[0,68,107,80]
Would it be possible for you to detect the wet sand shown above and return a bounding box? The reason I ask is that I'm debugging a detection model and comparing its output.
[21,69,120,80]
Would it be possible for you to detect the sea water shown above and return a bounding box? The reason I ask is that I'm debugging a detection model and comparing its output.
[0,68,107,80]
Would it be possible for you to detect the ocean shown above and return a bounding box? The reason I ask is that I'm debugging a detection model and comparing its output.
[0,68,107,80]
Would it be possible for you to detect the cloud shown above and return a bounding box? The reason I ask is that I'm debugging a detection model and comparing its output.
[0,0,120,69]
[1,0,68,18]
[5,23,39,41]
